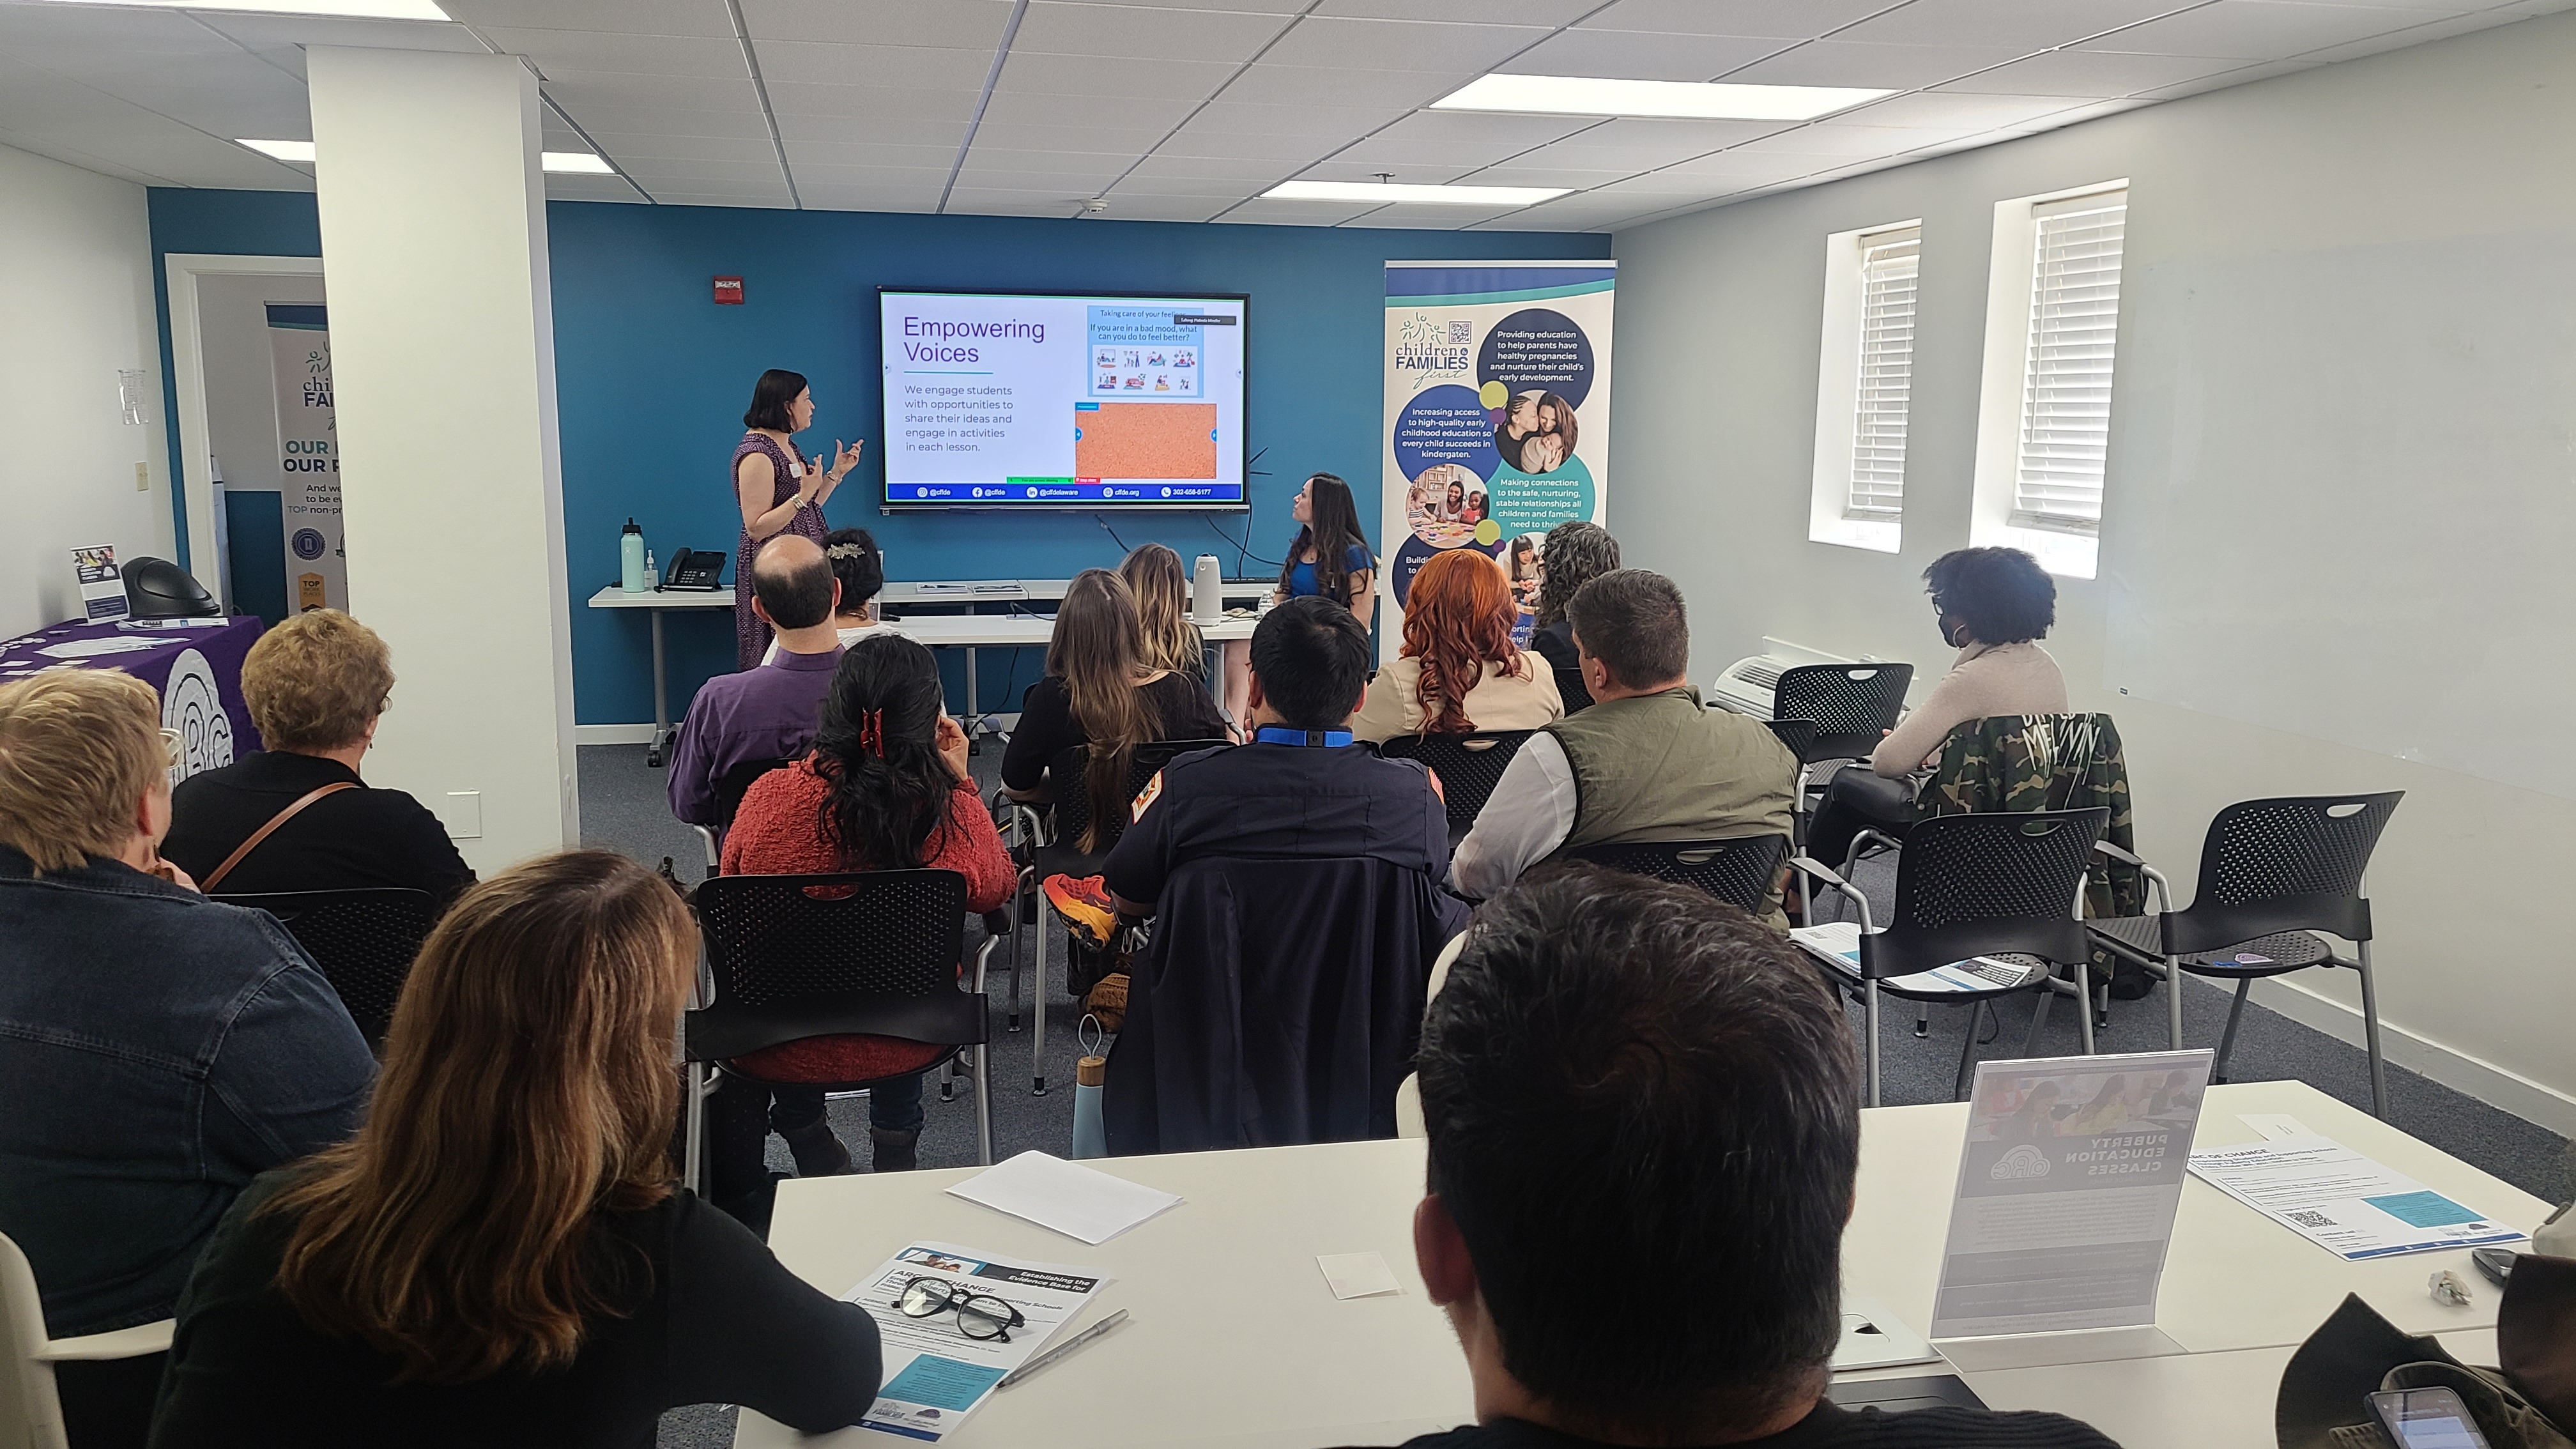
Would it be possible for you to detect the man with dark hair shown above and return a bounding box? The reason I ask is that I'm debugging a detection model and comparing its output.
[1381,867,2117,1449]
[1450,569,1797,921]
[667,533,844,829]
[1105,596,1450,916]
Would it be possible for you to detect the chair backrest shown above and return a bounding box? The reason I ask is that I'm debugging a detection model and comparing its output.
[1376,730,1534,837]
[211,887,441,1050]
[713,756,793,831]
[1770,663,1913,761]
[1551,661,1593,714]
[2166,793,2404,953]
[1565,835,1788,916]
[1865,808,2106,981]
[1920,712,2143,921]
[0,1230,67,1449]
[1047,737,1232,860]
[686,869,981,1062]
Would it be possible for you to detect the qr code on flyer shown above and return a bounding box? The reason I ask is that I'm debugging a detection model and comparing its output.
[2286,1209,2334,1229]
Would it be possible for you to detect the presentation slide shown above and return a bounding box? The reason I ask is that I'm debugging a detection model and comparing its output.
[880,289,1247,509]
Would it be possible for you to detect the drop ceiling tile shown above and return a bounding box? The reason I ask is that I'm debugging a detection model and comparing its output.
[1294,158,1478,181]
[1083,195,1230,222]
[553,103,779,138]
[0,4,235,57]
[543,74,763,113]
[1364,109,1601,150]
[1212,198,1383,224]
[1495,27,1795,79]
[788,161,955,187]
[1126,152,1309,180]
[977,89,1204,128]
[1218,61,1475,107]
[2290,9,2505,55]
[780,139,964,167]
[1573,0,1908,38]
[189,12,486,50]
[950,165,1130,191]
[620,157,795,185]
[1315,0,1597,20]
[2129,56,2312,93]
[1834,0,2201,49]
[1729,120,1991,155]
[1184,96,1417,134]
[446,0,733,34]
[2074,0,2467,57]
[1257,16,1547,71]
[739,0,1017,47]
[588,131,785,163]
[1013,2,1297,61]
[796,185,944,212]
[1111,172,1275,196]
[1941,47,2251,93]
[1836,89,2085,126]
[774,114,974,146]
[765,81,985,121]
[958,146,1151,174]
[942,185,1095,210]
[480,28,749,79]
[1349,203,1531,227]
[656,192,795,208]
[544,173,646,201]
[1154,125,1344,162]
[1721,38,2038,87]
[1452,163,1642,188]
[1512,116,1795,169]
[972,119,1171,152]
[1639,148,1835,181]
[995,51,1242,100]
[1329,133,1583,171]
[756,43,998,89]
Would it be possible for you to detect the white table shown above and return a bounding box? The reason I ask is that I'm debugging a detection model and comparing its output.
[586,583,1261,762]
[739,1082,2546,1448]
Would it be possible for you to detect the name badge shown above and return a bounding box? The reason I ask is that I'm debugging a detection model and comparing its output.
[788,459,804,479]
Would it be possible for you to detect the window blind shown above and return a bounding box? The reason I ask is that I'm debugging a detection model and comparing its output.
[2011,191,2127,533]
[1844,226,1920,521]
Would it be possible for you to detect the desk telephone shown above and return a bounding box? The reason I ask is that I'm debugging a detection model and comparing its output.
[660,549,726,591]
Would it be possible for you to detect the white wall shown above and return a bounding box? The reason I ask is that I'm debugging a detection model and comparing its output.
[1611,11,2576,1128]
[198,272,328,499]
[0,143,172,638]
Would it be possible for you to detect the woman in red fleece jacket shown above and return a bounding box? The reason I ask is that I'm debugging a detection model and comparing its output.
[713,636,1013,1224]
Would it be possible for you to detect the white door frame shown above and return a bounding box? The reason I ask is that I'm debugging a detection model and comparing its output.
[165,252,326,592]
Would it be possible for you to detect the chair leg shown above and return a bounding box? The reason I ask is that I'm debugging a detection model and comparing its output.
[2165,955,2184,1052]
[2023,983,2053,1055]
[2074,959,2097,1057]
[1915,1003,1931,1039]
[940,1054,955,1104]
[1953,1002,1983,1101]
[1864,980,1883,1108]
[683,1061,707,1198]
[1032,926,1050,1096]
[2213,977,2253,1084]
[2354,943,2389,1120]
[975,1041,994,1166]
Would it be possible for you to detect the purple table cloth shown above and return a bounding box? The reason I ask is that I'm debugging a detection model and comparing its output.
[0,616,266,780]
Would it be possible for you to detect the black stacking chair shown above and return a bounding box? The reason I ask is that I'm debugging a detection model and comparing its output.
[681,869,999,1192]
[690,755,795,870]
[211,887,442,1053]
[1769,663,1913,845]
[1791,808,2107,1105]
[1377,730,1535,847]
[1565,835,1790,917]
[2085,792,2404,1117]
[1004,737,1230,1092]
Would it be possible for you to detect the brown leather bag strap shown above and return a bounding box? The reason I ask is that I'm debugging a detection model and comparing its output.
[199,781,359,893]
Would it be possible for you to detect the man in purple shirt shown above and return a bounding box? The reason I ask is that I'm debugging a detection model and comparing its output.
[668,535,844,828]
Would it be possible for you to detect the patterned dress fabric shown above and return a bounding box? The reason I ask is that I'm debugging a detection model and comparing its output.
[731,431,829,670]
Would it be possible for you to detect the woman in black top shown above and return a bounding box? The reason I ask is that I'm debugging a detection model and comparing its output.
[162,608,471,899]
[1526,521,1620,714]
[1004,571,1230,848]
[149,851,881,1447]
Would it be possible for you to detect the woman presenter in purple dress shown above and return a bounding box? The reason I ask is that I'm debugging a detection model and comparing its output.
[733,369,865,668]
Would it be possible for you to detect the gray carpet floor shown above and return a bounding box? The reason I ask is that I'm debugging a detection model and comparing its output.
[572,744,2572,1449]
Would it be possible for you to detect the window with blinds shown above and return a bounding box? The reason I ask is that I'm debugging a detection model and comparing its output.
[1844,226,1919,521]
[2011,190,2127,534]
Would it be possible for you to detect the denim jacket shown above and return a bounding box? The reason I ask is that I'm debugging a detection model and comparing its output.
[0,847,375,1337]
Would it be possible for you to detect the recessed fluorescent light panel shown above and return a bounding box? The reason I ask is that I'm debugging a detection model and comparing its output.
[38,0,450,18]
[542,152,613,174]
[240,138,316,162]
[1434,74,1892,121]
[1263,180,1567,206]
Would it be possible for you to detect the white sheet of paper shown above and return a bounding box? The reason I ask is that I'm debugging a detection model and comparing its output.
[1930,1049,2215,1340]
[2238,1113,2313,1141]
[1316,1252,1400,1300]
[944,1150,1183,1245]
[1786,922,2041,993]
[1832,1292,1940,1371]
[2188,1135,2527,1261]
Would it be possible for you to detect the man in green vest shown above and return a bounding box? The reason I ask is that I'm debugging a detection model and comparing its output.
[1449,569,1798,925]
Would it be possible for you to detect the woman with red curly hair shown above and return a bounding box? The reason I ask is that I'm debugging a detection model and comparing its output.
[1353,548,1564,743]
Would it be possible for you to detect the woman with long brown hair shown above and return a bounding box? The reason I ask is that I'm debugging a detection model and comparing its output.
[1352,546,1562,744]
[1119,542,1207,682]
[1001,569,1230,848]
[150,850,881,1445]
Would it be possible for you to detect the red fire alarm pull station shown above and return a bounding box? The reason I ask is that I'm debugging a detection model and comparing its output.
[713,275,744,305]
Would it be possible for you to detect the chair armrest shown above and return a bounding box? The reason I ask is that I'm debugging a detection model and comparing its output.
[2090,840,2175,915]
[968,935,999,995]
[37,1319,174,1363]
[692,824,719,873]
[1788,855,1875,935]
[2092,838,2144,868]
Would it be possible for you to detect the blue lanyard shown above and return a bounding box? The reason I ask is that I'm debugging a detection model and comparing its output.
[1254,726,1354,747]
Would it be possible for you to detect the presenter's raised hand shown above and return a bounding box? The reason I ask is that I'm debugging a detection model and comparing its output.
[935,714,972,783]
[828,438,865,481]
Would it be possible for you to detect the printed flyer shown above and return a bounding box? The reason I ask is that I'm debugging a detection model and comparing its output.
[1381,262,1613,658]
[267,303,344,613]
[847,1241,1114,1441]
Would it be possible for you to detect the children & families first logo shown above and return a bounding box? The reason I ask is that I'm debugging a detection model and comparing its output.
[1392,312,1474,389]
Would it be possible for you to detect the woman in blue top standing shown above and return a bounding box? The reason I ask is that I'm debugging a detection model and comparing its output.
[1223,473,1376,720]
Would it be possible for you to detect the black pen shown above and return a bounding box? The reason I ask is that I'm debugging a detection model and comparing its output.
[997,1309,1130,1390]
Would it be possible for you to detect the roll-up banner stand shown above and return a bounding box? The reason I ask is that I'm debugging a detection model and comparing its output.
[1381,261,1613,660]
[267,303,345,613]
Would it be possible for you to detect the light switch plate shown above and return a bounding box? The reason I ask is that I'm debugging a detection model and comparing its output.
[442,790,483,839]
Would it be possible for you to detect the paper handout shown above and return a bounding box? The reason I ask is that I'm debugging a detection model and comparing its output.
[2188,1135,2527,1261]
[846,1241,1114,1441]
[1316,1252,1401,1300]
[944,1150,1183,1245]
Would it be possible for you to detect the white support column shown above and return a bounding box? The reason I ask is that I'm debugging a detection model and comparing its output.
[305,48,577,870]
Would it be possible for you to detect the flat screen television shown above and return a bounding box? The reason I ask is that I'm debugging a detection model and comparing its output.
[878,287,1249,511]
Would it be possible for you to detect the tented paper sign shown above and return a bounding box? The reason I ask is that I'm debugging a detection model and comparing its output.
[268,303,343,613]
[1931,1050,2213,1340]
[1381,262,1612,658]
